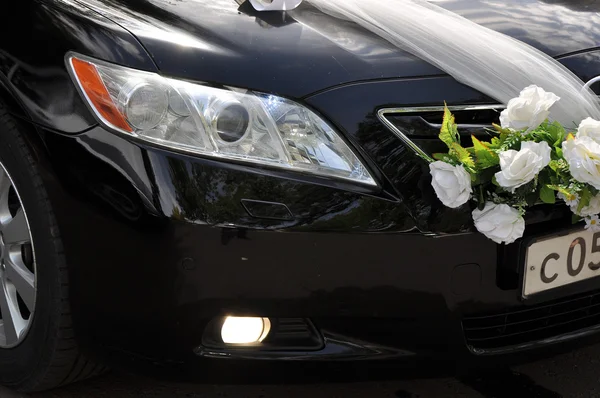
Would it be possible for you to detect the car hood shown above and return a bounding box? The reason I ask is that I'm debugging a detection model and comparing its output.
[80,0,600,98]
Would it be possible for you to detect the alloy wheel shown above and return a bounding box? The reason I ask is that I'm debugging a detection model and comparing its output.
[0,162,36,348]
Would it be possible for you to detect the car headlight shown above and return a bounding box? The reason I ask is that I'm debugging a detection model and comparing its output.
[66,54,376,186]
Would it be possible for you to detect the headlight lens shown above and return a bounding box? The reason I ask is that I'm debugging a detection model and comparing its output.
[67,55,376,186]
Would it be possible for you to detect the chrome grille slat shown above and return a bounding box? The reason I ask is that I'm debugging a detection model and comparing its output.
[377,105,504,159]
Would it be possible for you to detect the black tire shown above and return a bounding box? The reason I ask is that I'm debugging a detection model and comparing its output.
[0,105,104,392]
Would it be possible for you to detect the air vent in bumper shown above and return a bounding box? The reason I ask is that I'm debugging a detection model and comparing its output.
[463,291,600,353]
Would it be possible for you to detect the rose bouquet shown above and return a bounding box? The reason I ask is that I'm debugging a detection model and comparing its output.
[427,85,600,244]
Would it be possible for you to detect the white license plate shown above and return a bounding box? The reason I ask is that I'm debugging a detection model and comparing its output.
[524,228,600,296]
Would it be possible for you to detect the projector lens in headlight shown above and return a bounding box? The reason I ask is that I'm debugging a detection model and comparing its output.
[212,101,251,144]
[67,53,376,186]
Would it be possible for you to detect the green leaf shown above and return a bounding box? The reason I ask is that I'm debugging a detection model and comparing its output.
[556,147,563,158]
[572,213,582,224]
[431,154,456,165]
[439,104,460,148]
[499,131,524,151]
[578,187,593,213]
[548,159,567,173]
[526,191,539,207]
[548,184,576,200]
[471,135,499,169]
[471,167,497,186]
[488,136,502,149]
[492,123,512,136]
[545,121,566,146]
[539,184,556,204]
[449,142,475,169]
[530,131,553,145]
[478,186,485,210]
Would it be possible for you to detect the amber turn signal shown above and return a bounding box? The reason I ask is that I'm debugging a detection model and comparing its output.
[69,57,132,133]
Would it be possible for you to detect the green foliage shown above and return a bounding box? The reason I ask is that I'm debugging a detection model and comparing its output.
[498,131,523,151]
[430,106,591,231]
[488,136,502,150]
[477,186,485,210]
[539,184,555,204]
[545,121,566,146]
[491,123,512,137]
[439,104,460,148]
[471,167,497,187]
[556,147,563,158]
[549,159,568,173]
[449,142,475,170]
[578,187,593,213]
[432,153,451,161]
[525,190,540,207]
[547,184,578,203]
[471,135,499,169]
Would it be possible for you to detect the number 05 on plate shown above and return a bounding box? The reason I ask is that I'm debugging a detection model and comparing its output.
[524,229,600,297]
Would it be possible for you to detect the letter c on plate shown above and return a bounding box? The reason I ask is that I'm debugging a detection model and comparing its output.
[540,252,559,283]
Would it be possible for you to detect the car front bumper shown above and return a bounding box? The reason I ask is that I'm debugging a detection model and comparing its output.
[23,119,600,374]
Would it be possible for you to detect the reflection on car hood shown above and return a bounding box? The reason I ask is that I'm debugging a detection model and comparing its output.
[78,0,600,97]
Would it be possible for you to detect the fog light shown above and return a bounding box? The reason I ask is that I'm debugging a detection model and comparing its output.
[221,316,271,344]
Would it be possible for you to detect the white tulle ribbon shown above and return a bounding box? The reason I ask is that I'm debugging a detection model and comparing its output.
[308,0,600,126]
[249,0,302,11]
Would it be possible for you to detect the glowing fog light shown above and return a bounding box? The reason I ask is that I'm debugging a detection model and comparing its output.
[221,316,271,344]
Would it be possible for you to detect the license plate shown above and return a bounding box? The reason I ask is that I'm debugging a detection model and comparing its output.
[523,228,600,296]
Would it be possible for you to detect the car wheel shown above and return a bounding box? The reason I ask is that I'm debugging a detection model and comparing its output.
[0,105,104,392]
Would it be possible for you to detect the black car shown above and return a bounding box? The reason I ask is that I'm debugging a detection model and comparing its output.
[2,0,600,392]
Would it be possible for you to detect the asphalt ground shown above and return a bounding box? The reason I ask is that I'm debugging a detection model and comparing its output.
[2,342,600,397]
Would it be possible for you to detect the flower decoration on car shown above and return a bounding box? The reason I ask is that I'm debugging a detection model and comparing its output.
[428,85,600,244]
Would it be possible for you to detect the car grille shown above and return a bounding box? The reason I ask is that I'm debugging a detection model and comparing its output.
[377,105,503,161]
[462,291,600,352]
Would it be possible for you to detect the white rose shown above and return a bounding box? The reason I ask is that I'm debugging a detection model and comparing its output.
[429,161,472,208]
[578,195,600,217]
[494,141,551,192]
[499,85,560,131]
[562,135,600,190]
[577,117,600,144]
[472,202,525,244]
[562,193,600,217]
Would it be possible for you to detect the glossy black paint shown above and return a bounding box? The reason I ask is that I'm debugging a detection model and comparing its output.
[2,0,600,375]
[28,120,594,367]
[0,0,155,132]
[73,0,600,99]
[13,0,600,103]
